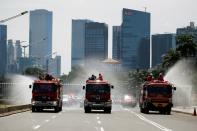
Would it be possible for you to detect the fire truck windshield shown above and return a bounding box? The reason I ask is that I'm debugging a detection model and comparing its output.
[147,85,172,95]
[33,83,57,93]
[86,84,110,93]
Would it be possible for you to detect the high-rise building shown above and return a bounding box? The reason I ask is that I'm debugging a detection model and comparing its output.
[120,8,150,70]
[112,26,121,60]
[29,9,52,69]
[18,57,36,73]
[152,34,176,67]
[177,22,197,44]
[138,37,150,69]
[177,22,197,58]
[7,39,17,73]
[15,40,22,61]
[48,56,61,77]
[71,19,91,67]
[71,20,108,69]
[7,39,15,65]
[85,22,108,63]
[0,25,7,76]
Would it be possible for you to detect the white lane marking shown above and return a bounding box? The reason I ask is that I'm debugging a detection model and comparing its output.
[52,115,57,119]
[129,110,173,131]
[97,120,101,124]
[45,119,50,122]
[97,116,100,120]
[33,125,41,130]
[100,127,105,131]
[94,127,99,131]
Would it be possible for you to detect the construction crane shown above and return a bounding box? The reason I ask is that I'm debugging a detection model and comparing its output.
[0,11,28,24]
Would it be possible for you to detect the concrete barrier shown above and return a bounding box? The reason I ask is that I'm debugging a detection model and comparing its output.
[0,104,31,117]
[172,106,197,116]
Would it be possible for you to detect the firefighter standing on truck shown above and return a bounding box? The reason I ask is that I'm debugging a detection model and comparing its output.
[157,73,164,81]
[98,73,103,81]
[146,73,153,81]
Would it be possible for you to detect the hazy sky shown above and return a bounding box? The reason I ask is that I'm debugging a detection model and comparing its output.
[0,0,197,74]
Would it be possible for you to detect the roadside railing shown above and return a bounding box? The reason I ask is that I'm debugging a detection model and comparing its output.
[0,83,31,105]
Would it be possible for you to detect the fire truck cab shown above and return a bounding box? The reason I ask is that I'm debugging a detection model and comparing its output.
[139,80,176,114]
[83,79,114,113]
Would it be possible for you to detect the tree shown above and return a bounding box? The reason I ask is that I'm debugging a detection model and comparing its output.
[24,67,44,77]
[176,35,197,57]
[162,49,180,68]
[60,66,87,83]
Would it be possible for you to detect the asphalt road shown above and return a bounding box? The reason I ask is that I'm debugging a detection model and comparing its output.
[0,105,197,131]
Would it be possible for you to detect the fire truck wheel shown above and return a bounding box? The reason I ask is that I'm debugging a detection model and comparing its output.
[84,107,91,113]
[166,108,171,115]
[104,108,111,113]
[32,107,36,112]
[144,108,149,114]
[140,107,144,113]
[55,106,59,112]
[59,106,62,111]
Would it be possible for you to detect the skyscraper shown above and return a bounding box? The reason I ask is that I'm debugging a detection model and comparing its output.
[120,8,150,70]
[48,55,61,77]
[7,39,15,65]
[177,22,197,44]
[71,20,108,68]
[112,26,121,60]
[152,34,176,67]
[7,39,17,73]
[29,9,52,69]
[0,25,7,76]
[138,37,150,69]
[71,19,91,67]
[177,22,197,58]
[85,22,108,62]
[15,40,22,61]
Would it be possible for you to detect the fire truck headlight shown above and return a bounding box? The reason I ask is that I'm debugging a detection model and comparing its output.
[53,101,58,106]
[31,101,36,105]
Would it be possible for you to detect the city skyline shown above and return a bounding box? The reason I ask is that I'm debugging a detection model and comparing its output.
[0,0,197,74]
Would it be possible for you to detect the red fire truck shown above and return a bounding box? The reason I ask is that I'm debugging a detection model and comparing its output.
[30,78,63,112]
[83,79,114,113]
[139,80,176,114]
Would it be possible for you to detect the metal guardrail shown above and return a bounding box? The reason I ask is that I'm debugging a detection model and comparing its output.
[0,83,31,104]
[0,83,11,98]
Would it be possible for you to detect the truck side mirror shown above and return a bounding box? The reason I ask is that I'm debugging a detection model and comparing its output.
[29,85,32,89]
[83,86,85,90]
[173,87,176,90]
[111,85,114,89]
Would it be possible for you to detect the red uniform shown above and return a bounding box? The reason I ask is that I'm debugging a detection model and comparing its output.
[98,74,103,81]
[146,75,153,81]
[157,75,164,81]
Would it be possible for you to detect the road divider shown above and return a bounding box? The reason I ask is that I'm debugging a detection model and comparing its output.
[0,104,31,117]
[172,107,197,116]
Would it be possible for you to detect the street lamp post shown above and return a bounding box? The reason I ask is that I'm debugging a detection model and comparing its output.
[22,45,28,57]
